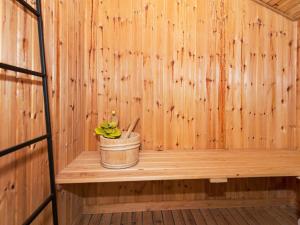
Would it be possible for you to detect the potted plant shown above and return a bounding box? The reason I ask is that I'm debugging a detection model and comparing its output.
[95,112,140,169]
[95,121,122,139]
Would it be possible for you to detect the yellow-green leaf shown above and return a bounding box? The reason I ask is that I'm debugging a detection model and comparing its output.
[95,127,105,135]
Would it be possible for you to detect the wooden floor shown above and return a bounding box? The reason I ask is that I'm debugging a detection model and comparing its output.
[74,205,299,225]
[57,150,300,184]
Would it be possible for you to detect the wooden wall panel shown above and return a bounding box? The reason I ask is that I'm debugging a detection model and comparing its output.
[84,0,297,150]
[1,0,298,223]
[297,22,300,150]
[82,0,297,151]
[0,1,49,224]
[0,0,85,225]
[79,0,298,211]
[46,0,85,225]
[294,20,300,208]
[83,178,295,213]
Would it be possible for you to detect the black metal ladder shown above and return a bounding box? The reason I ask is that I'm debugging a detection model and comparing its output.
[0,0,59,224]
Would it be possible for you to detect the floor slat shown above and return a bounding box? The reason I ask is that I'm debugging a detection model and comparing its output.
[88,214,102,225]
[143,211,153,225]
[280,205,299,219]
[82,205,298,225]
[190,209,207,225]
[181,210,197,225]
[121,212,132,225]
[132,212,143,225]
[270,206,297,224]
[218,208,239,225]
[111,213,122,225]
[172,210,185,225]
[235,208,259,225]
[200,209,218,225]
[162,210,175,225]
[209,209,229,225]
[153,211,164,225]
[99,213,112,225]
[75,214,91,225]
[256,207,281,225]
[226,208,248,225]
[264,207,294,225]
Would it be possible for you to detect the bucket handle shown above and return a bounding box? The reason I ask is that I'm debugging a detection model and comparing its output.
[124,118,139,139]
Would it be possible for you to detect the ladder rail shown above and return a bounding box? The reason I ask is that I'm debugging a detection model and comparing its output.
[0,0,59,224]
[36,0,59,224]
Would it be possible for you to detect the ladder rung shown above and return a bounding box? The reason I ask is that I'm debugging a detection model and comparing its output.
[16,0,40,17]
[0,134,48,157]
[22,194,53,225]
[0,63,44,77]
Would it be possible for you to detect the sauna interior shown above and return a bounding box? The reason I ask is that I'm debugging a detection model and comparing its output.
[2,0,300,224]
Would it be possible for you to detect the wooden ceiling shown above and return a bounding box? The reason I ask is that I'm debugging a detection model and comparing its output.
[252,0,300,21]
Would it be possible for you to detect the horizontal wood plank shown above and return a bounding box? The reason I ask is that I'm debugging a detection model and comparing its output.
[56,150,300,184]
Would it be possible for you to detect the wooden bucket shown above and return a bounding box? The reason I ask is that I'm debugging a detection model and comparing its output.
[99,132,140,169]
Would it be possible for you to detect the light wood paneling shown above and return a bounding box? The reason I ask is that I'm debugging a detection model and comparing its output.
[74,0,299,214]
[44,0,86,223]
[45,0,85,224]
[0,1,48,224]
[1,0,299,223]
[82,0,297,151]
[0,0,85,225]
[252,0,300,21]
[297,22,300,151]
[78,0,298,213]
[294,20,300,210]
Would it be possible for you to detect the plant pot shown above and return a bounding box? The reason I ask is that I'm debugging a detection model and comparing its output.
[99,132,140,169]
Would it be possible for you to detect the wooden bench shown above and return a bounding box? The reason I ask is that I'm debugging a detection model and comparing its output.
[56,149,300,184]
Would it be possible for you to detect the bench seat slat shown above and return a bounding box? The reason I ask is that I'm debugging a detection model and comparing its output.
[56,150,300,184]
